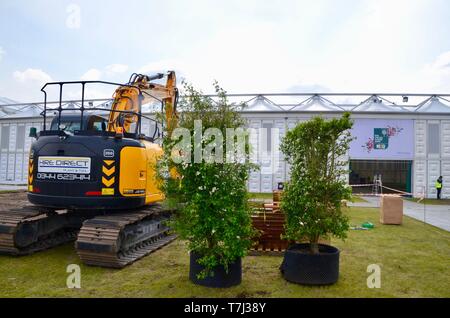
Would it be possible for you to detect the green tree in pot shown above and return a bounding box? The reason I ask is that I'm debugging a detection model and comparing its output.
[159,82,256,288]
[280,113,353,285]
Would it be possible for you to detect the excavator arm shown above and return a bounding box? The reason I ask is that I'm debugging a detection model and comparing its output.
[107,71,178,136]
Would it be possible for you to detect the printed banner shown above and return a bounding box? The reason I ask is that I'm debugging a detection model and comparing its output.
[349,119,414,159]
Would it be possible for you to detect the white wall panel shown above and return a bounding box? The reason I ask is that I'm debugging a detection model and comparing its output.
[0,153,7,182]
[15,154,23,182]
[427,160,440,198]
[8,124,17,152]
[247,120,261,192]
[24,123,34,152]
[260,119,273,191]
[273,119,285,188]
[441,121,450,158]
[441,160,450,199]
[415,120,426,157]
[260,174,273,193]
[248,120,260,166]
[22,153,29,181]
[0,121,44,183]
[285,119,298,181]
[413,160,427,197]
[1,124,9,152]
[7,154,15,181]
[16,124,26,152]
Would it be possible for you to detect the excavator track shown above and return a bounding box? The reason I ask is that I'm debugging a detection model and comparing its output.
[76,204,177,268]
[0,207,80,255]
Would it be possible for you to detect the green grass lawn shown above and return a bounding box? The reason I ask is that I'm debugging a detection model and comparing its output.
[0,190,26,194]
[250,192,369,204]
[350,196,368,203]
[405,198,450,205]
[0,207,449,298]
[249,192,274,200]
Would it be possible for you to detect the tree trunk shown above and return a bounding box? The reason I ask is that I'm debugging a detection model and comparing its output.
[310,236,320,254]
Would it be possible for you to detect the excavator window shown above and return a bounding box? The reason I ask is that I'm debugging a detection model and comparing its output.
[90,118,106,131]
[49,115,107,133]
[50,120,81,133]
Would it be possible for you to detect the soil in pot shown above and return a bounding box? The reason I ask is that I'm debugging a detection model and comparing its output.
[189,252,242,288]
[280,243,340,285]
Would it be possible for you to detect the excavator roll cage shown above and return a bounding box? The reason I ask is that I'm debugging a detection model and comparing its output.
[39,74,177,141]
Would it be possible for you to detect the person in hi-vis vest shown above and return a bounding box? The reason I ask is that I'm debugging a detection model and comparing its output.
[435,176,443,200]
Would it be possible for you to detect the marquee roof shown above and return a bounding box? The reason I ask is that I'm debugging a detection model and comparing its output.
[1,94,450,119]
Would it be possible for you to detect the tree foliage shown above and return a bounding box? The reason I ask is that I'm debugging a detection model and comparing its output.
[158,82,257,278]
[280,113,353,254]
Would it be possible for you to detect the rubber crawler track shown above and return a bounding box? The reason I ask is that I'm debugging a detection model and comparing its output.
[76,205,177,268]
[0,207,78,255]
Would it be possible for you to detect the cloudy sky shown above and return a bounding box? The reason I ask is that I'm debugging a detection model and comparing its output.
[0,0,449,102]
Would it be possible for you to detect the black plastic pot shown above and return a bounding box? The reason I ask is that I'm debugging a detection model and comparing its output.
[280,243,340,285]
[189,252,242,288]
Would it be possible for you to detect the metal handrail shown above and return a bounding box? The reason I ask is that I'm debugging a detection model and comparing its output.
[39,80,164,136]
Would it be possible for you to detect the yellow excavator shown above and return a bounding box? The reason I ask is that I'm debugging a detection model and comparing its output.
[0,71,178,268]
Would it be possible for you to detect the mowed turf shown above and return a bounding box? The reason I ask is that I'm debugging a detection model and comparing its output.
[0,207,449,298]
[405,197,450,205]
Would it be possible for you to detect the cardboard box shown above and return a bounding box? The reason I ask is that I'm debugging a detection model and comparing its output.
[380,195,403,225]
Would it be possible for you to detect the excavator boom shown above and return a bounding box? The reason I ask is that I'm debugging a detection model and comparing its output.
[107,71,178,136]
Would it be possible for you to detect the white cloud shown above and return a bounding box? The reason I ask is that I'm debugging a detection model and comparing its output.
[76,66,131,99]
[80,65,128,82]
[13,68,52,84]
[139,59,189,85]
[295,0,428,93]
[415,51,450,92]
[2,0,448,101]
[10,68,113,102]
[138,22,306,94]
[105,64,129,74]
[7,68,53,102]
[430,51,450,71]
[137,0,432,95]
[62,87,112,100]
[80,68,102,81]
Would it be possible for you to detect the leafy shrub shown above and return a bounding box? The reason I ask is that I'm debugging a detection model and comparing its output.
[280,113,353,254]
[159,82,257,278]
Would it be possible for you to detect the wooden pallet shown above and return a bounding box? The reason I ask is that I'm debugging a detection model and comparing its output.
[250,190,330,255]
[251,191,289,255]
[251,211,288,253]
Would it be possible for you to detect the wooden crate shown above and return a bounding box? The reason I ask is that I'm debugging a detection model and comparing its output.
[250,206,331,255]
